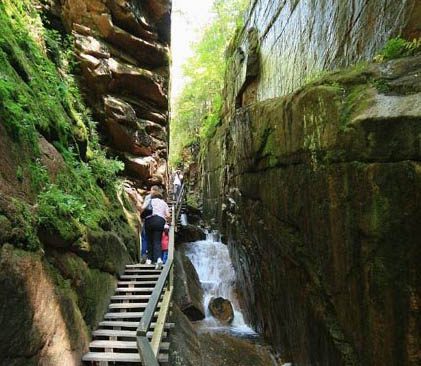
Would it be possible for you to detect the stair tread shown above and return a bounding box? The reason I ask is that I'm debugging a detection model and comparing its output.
[89,340,170,350]
[99,321,174,329]
[104,311,158,319]
[124,269,162,273]
[117,281,158,285]
[120,275,160,279]
[115,288,155,293]
[92,329,166,338]
[125,264,157,268]
[109,302,159,309]
[110,295,152,300]
[82,352,168,363]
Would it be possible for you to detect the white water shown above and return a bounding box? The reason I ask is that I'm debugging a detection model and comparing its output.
[184,231,256,335]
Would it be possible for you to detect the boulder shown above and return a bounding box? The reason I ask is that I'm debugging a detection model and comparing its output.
[176,224,206,244]
[173,250,205,321]
[208,297,234,325]
[124,155,157,181]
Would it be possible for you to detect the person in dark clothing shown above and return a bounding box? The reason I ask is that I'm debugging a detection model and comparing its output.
[141,186,170,269]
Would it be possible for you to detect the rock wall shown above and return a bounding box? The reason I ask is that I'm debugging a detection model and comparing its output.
[202,55,421,365]
[200,1,421,364]
[49,0,171,187]
[227,0,420,113]
[0,0,171,364]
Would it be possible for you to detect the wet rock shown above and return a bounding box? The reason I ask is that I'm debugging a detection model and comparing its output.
[168,304,203,366]
[198,332,276,366]
[208,297,234,325]
[173,250,205,321]
[176,224,206,244]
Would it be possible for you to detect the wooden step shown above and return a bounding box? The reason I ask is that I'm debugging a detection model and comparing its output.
[125,264,159,268]
[104,311,158,319]
[120,275,160,279]
[82,352,168,363]
[92,329,167,339]
[89,340,170,350]
[108,302,161,310]
[110,295,153,301]
[99,321,174,329]
[115,287,155,293]
[124,269,162,274]
[117,281,158,286]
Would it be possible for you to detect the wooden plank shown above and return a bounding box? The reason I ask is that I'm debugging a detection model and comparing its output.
[104,311,159,319]
[82,352,168,363]
[89,340,170,350]
[120,275,160,279]
[125,264,157,268]
[115,287,154,293]
[99,321,174,329]
[117,281,158,286]
[110,295,154,301]
[109,302,160,309]
[137,337,159,366]
[151,287,173,356]
[93,329,166,338]
[124,269,162,273]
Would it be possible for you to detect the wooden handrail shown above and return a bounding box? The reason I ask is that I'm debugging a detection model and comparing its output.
[136,184,185,365]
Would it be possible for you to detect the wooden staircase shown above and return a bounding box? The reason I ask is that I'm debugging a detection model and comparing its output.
[82,183,186,365]
[82,264,172,365]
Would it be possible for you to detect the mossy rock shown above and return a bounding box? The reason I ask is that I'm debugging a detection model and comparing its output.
[47,250,116,329]
[74,229,132,275]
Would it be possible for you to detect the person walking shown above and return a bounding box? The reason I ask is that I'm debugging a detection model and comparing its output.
[161,224,170,264]
[141,186,170,269]
[173,170,183,201]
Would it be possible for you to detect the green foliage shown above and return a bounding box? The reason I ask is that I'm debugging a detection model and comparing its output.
[170,0,249,166]
[0,0,132,251]
[374,37,421,62]
[28,159,49,191]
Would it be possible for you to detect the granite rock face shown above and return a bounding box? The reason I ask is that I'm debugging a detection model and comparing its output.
[59,0,171,186]
[228,0,420,112]
[201,51,421,366]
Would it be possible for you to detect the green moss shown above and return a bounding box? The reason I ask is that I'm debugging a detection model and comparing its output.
[339,85,373,130]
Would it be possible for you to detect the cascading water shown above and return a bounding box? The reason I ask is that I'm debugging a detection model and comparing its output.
[184,230,256,335]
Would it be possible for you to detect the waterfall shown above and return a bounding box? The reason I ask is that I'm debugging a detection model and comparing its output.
[184,231,256,335]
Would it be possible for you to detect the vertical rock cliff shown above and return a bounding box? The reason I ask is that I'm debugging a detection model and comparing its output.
[0,0,171,364]
[55,0,172,187]
[200,1,421,365]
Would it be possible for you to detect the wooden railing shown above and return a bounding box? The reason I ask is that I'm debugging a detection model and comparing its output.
[136,184,185,365]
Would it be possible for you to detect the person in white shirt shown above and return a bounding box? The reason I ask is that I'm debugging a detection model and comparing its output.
[141,186,170,269]
[173,170,183,200]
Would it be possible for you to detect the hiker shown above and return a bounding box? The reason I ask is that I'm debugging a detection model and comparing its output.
[141,186,170,269]
[173,169,183,200]
[161,224,170,264]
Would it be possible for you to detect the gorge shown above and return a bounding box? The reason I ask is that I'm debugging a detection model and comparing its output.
[0,0,420,365]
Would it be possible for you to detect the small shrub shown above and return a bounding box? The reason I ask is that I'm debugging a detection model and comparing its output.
[375,37,421,62]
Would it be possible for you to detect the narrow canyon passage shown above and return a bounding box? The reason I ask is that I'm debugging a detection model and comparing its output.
[0,0,420,365]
